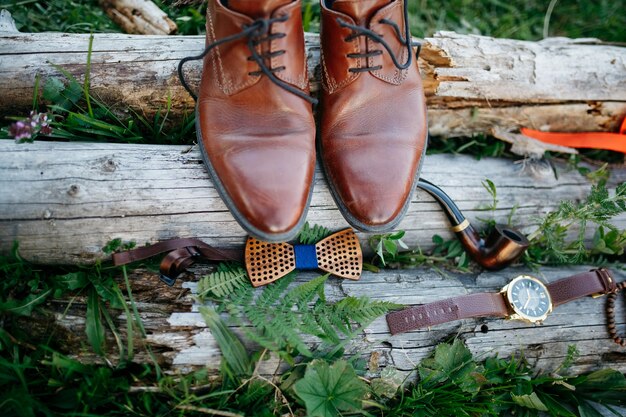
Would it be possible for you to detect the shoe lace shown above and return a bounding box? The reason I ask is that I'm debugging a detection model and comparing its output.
[178,15,317,104]
[336,0,421,73]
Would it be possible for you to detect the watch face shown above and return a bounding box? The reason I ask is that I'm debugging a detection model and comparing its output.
[507,276,552,322]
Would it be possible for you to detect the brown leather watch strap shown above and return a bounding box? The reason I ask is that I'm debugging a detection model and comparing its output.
[112,238,243,286]
[547,268,616,307]
[386,292,509,335]
[386,268,618,335]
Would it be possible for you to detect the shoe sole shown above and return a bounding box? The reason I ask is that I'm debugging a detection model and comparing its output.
[195,104,315,243]
[318,131,429,234]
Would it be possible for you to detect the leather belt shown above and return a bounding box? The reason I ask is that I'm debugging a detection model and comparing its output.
[112,238,242,286]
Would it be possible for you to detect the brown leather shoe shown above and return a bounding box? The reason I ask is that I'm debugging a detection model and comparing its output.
[180,0,316,242]
[319,0,428,232]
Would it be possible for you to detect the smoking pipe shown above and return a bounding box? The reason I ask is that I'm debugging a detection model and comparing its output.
[416,179,529,270]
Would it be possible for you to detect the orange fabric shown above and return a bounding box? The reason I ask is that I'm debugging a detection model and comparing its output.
[520,117,626,154]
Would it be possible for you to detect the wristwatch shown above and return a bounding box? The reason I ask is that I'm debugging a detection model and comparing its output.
[386,268,617,335]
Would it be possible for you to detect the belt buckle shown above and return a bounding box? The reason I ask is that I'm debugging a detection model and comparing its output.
[159,273,177,287]
[159,246,201,286]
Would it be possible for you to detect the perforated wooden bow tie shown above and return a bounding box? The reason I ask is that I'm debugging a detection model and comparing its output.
[245,228,363,287]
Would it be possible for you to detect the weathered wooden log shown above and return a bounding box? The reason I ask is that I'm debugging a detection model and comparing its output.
[0,30,624,138]
[27,265,626,378]
[99,0,178,35]
[1,140,625,265]
[0,9,17,33]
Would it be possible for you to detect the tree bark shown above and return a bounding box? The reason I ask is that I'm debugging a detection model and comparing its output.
[0,31,624,138]
[1,140,625,265]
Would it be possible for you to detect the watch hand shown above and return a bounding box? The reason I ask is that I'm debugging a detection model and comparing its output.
[523,289,531,309]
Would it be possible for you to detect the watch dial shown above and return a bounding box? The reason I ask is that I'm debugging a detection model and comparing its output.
[509,278,551,319]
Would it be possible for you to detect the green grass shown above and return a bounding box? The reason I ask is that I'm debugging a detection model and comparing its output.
[3,0,625,41]
[406,0,625,41]
[2,0,118,33]
[1,0,207,34]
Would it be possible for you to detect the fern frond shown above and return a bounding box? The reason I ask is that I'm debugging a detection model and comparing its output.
[212,266,398,358]
[300,311,326,339]
[328,307,352,337]
[256,273,295,309]
[197,263,249,300]
[242,306,283,352]
[276,310,313,357]
[333,296,402,327]
[283,274,328,309]
[312,300,340,344]
[297,222,332,244]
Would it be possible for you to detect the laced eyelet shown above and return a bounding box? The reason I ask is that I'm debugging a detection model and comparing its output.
[333,3,414,72]
[177,14,317,105]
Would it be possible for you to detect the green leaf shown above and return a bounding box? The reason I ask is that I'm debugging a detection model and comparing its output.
[538,392,577,417]
[0,288,52,316]
[42,76,65,102]
[483,178,497,197]
[43,76,82,111]
[573,369,626,404]
[383,239,398,257]
[578,401,604,417]
[511,392,549,412]
[577,369,626,391]
[418,339,478,391]
[432,234,444,245]
[294,359,367,417]
[86,288,105,355]
[199,306,250,378]
[389,230,406,240]
[49,351,88,374]
[457,251,468,268]
[370,368,405,399]
[376,240,385,265]
[55,272,89,291]
[92,279,124,309]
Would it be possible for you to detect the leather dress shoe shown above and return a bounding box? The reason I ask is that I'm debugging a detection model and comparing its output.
[319,0,428,232]
[183,0,316,242]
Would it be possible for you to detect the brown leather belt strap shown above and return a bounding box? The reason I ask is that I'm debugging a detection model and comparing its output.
[386,292,509,335]
[547,268,616,307]
[112,238,244,286]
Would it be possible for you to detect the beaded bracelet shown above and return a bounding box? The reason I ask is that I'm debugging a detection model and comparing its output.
[606,281,626,347]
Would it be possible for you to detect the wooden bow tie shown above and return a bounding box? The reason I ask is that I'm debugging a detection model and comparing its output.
[245,228,363,287]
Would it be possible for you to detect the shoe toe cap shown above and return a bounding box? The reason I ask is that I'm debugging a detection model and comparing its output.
[212,142,314,240]
[325,138,423,230]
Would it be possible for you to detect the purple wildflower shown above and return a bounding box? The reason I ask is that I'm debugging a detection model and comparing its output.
[9,112,52,143]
